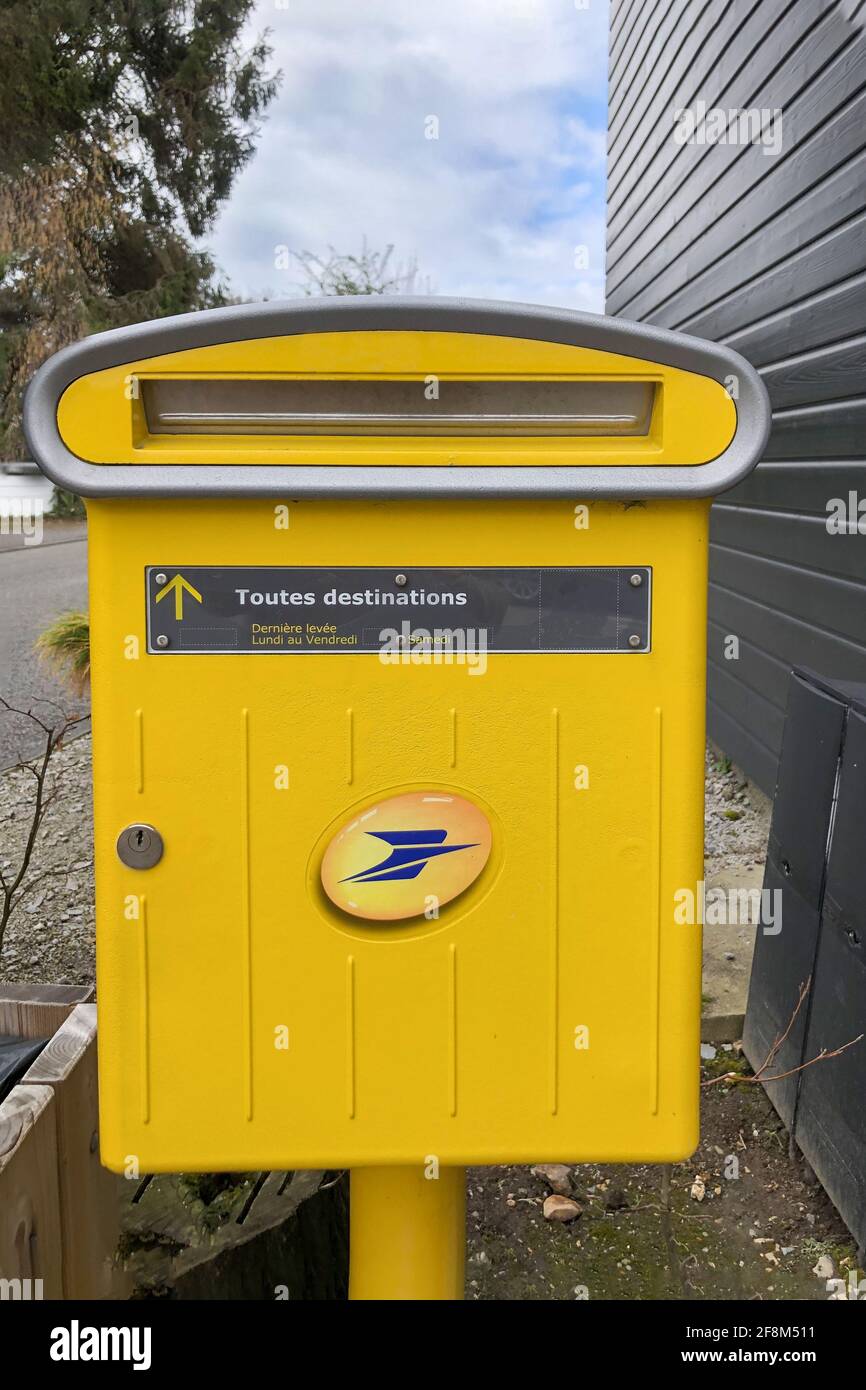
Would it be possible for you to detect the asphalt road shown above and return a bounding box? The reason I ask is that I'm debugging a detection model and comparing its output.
[0,522,90,767]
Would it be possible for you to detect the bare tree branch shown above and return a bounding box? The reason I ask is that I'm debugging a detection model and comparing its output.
[703,977,864,1089]
[752,976,811,1082]
[0,699,88,958]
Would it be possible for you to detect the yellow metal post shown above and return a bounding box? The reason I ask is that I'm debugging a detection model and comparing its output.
[349,1166,466,1300]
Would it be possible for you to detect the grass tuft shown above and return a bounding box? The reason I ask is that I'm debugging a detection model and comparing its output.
[36,610,91,694]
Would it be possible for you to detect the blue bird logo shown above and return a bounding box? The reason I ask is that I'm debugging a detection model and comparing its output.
[341,829,477,884]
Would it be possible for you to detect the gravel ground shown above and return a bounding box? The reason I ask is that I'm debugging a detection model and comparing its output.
[0,731,95,984]
[466,1056,859,1300]
[704,742,772,872]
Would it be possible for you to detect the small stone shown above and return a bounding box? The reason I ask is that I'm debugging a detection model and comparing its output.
[700,1043,717,1061]
[812,1255,835,1280]
[467,1250,490,1267]
[724,951,735,961]
[530,1163,573,1196]
[690,1176,706,1202]
[543,1195,582,1224]
[604,1186,629,1212]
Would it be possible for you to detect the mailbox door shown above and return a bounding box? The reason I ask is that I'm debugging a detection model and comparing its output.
[89,494,707,1171]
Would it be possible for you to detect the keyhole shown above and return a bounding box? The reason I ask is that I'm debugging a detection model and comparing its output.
[116,823,162,868]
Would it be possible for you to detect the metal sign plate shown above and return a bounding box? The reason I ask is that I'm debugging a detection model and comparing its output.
[145,566,651,654]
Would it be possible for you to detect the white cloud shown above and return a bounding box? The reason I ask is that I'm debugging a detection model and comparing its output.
[206,0,610,310]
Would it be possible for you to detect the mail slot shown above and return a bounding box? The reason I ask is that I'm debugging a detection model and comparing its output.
[140,376,658,436]
[24,297,770,1299]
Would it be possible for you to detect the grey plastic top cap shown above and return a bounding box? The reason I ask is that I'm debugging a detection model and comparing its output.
[22,295,770,500]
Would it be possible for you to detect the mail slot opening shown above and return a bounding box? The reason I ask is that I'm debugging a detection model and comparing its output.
[141,377,657,437]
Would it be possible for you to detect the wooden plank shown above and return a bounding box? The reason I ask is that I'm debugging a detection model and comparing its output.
[706,655,788,751]
[765,398,866,459]
[0,1084,64,1298]
[609,0,698,131]
[722,268,866,364]
[0,984,94,1007]
[608,10,856,293]
[606,0,866,798]
[611,81,866,316]
[123,1172,264,1249]
[23,1004,127,1299]
[0,999,71,1041]
[608,0,837,238]
[608,32,866,312]
[609,0,645,73]
[121,1172,349,1301]
[712,503,866,583]
[707,619,795,718]
[708,585,866,687]
[761,337,866,408]
[725,460,866,513]
[609,0,784,195]
[708,698,779,796]
[671,206,866,343]
[119,1168,332,1293]
[711,542,866,641]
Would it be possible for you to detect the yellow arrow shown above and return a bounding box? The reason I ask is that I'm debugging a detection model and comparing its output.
[154,573,203,621]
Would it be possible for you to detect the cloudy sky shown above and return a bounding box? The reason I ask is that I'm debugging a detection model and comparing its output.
[206,1,610,311]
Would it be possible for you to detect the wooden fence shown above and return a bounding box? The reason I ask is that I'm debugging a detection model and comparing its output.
[0,984,127,1299]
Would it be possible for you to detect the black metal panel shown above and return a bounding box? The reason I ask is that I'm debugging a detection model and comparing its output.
[795,710,866,1253]
[742,673,845,1127]
[744,673,866,1249]
[144,565,653,656]
[0,1035,48,1105]
[607,0,866,793]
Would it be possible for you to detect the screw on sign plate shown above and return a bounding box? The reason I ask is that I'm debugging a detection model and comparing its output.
[116,823,164,869]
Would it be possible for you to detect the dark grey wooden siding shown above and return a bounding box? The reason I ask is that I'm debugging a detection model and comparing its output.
[606,0,866,794]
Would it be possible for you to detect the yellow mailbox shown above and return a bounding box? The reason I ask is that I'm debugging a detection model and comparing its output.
[24,299,769,1298]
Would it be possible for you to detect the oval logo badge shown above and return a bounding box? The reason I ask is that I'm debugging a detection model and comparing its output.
[320,791,492,922]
